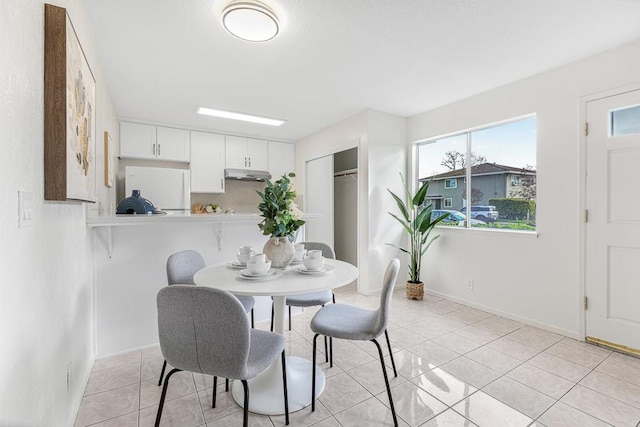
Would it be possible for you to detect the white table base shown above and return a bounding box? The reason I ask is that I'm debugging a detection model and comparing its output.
[231,355,325,415]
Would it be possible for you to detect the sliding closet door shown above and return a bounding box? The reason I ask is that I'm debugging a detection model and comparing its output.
[305,155,334,246]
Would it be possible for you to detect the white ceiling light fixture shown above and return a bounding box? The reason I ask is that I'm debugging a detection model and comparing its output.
[197,106,286,126]
[221,1,280,42]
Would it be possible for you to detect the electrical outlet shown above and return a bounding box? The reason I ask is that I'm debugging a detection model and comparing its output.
[467,279,474,290]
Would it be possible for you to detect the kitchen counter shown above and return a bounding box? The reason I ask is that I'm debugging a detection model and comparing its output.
[90,212,321,356]
[86,212,319,227]
[86,212,260,227]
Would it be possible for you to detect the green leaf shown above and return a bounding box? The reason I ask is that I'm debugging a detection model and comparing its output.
[412,180,429,206]
[388,189,410,222]
[388,212,412,235]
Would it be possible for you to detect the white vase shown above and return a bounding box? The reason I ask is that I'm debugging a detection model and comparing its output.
[263,236,295,268]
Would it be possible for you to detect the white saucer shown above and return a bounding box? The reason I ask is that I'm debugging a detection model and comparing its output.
[289,259,303,265]
[227,261,247,269]
[239,269,283,280]
[293,265,335,275]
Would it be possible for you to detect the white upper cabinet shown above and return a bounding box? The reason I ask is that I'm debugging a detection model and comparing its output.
[120,122,156,159]
[190,132,225,193]
[225,136,268,171]
[119,122,190,162]
[268,141,294,179]
[156,126,190,162]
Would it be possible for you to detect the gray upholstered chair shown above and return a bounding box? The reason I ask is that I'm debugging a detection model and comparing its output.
[270,242,336,332]
[310,258,400,426]
[156,285,289,427]
[158,250,256,388]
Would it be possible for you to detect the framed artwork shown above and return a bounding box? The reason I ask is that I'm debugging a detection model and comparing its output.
[104,131,114,187]
[44,4,96,202]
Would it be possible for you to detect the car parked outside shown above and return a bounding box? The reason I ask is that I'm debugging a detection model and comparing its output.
[430,210,486,227]
[460,205,499,222]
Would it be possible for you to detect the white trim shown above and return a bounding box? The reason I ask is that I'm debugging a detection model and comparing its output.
[424,289,580,339]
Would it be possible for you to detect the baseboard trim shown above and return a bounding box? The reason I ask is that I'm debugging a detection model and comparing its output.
[424,289,581,340]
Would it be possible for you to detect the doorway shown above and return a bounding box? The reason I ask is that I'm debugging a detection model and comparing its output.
[305,146,359,268]
[585,88,640,353]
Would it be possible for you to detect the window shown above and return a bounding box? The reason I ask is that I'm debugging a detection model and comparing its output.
[417,115,537,231]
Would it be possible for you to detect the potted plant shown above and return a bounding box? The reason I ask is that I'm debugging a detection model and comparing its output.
[388,174,447,300]
[257,172,305,267]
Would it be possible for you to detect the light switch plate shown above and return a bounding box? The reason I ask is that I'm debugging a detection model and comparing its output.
[18,191,34,228]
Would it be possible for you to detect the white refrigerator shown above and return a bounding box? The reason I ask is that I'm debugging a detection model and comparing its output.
[124,166,190,211]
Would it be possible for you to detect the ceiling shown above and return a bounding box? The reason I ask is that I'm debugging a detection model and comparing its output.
[85,0,640,141]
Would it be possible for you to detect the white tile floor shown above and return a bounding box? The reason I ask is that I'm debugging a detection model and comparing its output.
[75,285,640,427]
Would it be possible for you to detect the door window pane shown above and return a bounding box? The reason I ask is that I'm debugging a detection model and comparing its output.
[611,104,640,137]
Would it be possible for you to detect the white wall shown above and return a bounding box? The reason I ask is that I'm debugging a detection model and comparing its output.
[408,39,640,337]
[0,1,117,425]
[296,110,407,294]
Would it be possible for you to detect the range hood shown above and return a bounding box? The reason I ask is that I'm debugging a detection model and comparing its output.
[224,168,272,181]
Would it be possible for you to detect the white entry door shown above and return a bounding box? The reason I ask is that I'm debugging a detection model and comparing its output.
[305,155,334,246]
[585,89,640,352]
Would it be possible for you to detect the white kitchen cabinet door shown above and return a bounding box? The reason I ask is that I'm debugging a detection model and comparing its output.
[225,136,268,170]
[225,135,249,169]
[190,132,225,193]
[268,141,294,179]
[246,138,268,171]
[120,122,156,159]
[156,126,190,162]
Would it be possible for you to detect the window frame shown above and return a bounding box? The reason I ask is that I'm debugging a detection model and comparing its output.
[414,114,537,233]
[444,198,453,208]
[444,179,457,189]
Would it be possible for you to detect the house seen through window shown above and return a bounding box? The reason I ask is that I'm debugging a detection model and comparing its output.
[417,115,537,231]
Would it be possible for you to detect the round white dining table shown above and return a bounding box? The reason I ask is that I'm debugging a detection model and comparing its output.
[193,258,359,415]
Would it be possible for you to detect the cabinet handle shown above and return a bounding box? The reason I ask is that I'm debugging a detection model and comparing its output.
[158,144,161,156]
[152,144,156,155]
[249,157,251,167]
[220,179,223,189]
[244,157,247,167]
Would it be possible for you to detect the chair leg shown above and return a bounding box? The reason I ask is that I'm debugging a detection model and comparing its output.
[154,368,181,427]
[332,293,336,304]
[329,337,333,368]
[157,359,167,386]
[251,308,255,329]
[212,376,217,408]
[324,336,328,363]
[241,379,249,427]
[270,302,274,332]
[385,329,398,377]
[372,339,398,427]
[281,351,290,425]
[225,378,229,392]
[311,333,319,412]
[288,305,292,331]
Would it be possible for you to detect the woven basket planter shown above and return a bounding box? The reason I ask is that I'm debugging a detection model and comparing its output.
[406,281,424,300]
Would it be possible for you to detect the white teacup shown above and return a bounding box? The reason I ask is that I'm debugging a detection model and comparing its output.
[303,251,325,271]
[294,243,306,261]
[237,247,255,264]
[247,253,271,274]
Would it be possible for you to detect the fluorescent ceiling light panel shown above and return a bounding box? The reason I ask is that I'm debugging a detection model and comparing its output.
[197,107,285,126]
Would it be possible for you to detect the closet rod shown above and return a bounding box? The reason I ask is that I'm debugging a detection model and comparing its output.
[333,169,358,178]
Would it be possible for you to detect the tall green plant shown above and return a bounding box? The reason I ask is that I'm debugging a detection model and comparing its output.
[387,174,447,283]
